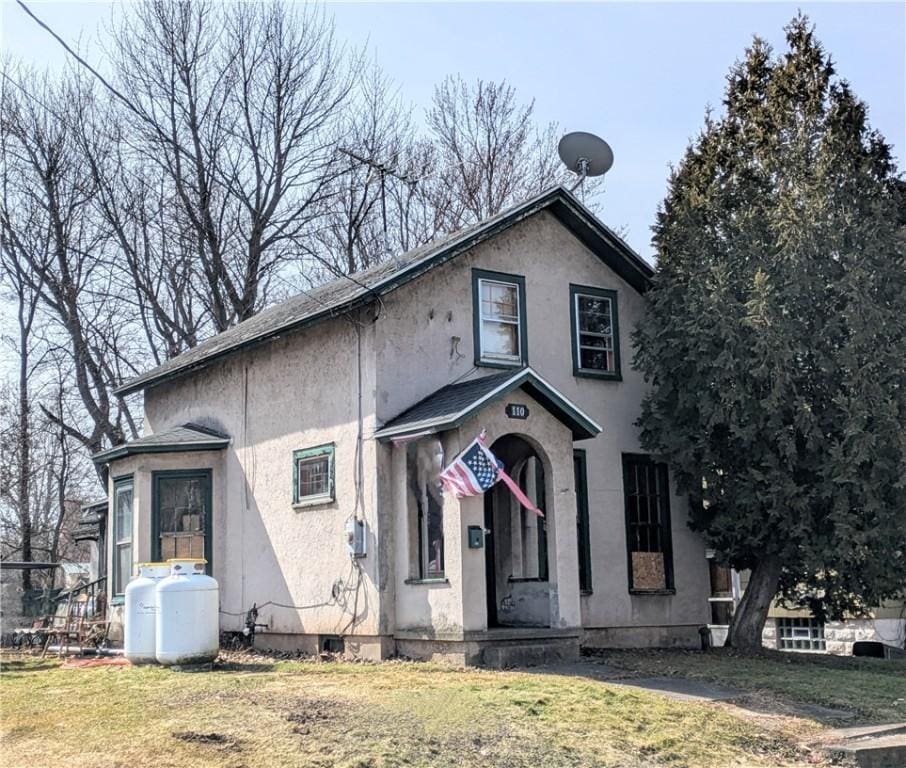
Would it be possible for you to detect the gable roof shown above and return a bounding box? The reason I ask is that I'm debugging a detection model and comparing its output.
[92,423,230,464]
[373,367,602,442]
[115,185,653,397]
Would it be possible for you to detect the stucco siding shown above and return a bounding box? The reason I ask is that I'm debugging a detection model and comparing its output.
[139,312,383,639]
[116,208,711,651]
[373,210,710,638]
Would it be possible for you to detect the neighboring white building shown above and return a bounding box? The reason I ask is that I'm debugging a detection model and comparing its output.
[703,555,905,656]
[92,187,718,664]
[763,605,906,656]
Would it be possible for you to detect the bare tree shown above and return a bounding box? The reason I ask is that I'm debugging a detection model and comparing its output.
[314,65,416,277]
[0,131,46,585]
[0,380,94,587]
[0,68,137,481]
[427,76,571,231]
[109,0,357,330]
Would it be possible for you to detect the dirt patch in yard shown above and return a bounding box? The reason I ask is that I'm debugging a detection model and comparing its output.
[285,697,344,734]
[172,730,241,747]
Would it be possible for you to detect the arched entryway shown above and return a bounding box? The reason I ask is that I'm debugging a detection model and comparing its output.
[484,434,552,628]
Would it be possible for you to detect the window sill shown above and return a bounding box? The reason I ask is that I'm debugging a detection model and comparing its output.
[507,577,548,583]
[292,495,335,510]
[580,589,594,596]
[574,368,622,382]
[404,577,449,586]
[110,596,125,606]
[629,588,676,596]
[476,357,525,370]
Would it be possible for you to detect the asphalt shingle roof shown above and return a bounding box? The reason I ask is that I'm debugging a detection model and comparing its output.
[115,186,653,397]
[374,367,602,441]
[92,423,230,464]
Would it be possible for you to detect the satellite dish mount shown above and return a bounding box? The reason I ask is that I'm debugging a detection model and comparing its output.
[558,131,614,202]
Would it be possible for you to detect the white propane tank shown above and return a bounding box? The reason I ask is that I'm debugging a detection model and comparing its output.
[155,558,220,666]
[124,563,170,664]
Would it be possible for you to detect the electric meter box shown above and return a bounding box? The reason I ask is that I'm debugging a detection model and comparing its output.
[345,517,367,558]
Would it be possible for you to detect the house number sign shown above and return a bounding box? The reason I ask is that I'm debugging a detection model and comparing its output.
[505,403,529,420]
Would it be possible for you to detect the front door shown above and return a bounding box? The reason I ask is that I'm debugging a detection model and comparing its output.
[152,469,213,571]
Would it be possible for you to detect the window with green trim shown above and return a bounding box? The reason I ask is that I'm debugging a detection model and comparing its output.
[112,477,134,595]
[472,269,528,367]
[622,454,674,593]
[293,444,335,506]
[570,284,621,379]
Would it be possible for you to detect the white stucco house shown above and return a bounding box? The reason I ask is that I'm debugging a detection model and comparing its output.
[94,186,715,664]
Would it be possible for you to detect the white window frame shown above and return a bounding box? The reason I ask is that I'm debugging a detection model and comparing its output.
[473,270,526,366]
[113,477,134,596]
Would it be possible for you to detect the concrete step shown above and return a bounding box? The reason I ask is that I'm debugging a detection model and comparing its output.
[479,639,579,669]
[824,722,906,768]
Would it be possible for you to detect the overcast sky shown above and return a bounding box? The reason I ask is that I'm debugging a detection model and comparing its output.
[1,1,903,261]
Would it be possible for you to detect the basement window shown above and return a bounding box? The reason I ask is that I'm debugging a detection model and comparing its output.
[777,618,826,652]
[293,444,335,506]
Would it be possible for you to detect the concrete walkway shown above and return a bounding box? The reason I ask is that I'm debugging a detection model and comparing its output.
[532,659,857,720]
[532,660,906,767]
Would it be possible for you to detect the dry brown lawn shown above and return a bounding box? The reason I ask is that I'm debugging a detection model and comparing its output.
[0,652,836,768]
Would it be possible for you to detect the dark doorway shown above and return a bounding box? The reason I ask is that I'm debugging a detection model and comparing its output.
[484,435,550,628]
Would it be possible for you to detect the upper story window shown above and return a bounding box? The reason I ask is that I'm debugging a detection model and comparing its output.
[472,269,527,367]
[570,284,621,379]
[293,443,335,507]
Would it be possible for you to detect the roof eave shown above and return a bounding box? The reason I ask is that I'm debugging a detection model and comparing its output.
[115,186,652,397]
[91,439,230,465]
[375,367,602,442]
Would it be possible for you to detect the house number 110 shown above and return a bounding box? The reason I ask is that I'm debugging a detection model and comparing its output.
[505,404,529,419]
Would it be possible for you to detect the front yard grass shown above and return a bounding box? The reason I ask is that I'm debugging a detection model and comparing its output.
[2,652,820,768]
[592,648,906,723]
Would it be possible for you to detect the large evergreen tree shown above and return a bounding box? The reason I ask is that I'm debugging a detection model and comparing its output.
[634,15,906,650]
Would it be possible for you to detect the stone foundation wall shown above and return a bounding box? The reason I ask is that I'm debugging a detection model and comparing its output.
[763,618,906,655]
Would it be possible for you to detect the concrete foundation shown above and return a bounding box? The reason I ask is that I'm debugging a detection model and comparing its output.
[252,632,394,661]
[395,627,581,667]
[583,624,703,650]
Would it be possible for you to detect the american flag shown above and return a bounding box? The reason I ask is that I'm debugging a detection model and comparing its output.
[439,432,543,516]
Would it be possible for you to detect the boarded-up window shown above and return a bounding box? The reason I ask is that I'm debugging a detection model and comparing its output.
[709,560,732,596]
[156,476,207,561]
[622,455,674,592]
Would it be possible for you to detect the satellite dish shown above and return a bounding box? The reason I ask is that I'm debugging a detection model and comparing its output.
[558,131,614,200]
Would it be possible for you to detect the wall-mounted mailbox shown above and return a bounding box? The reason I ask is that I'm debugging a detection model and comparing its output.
[467,526,484,549]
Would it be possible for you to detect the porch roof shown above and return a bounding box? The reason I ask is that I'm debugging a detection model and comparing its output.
[92,423,230,464]
[374,367,602,442]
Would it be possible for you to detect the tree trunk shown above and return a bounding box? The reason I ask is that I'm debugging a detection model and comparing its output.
[726,554,782,651]
[17,299,32,592]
